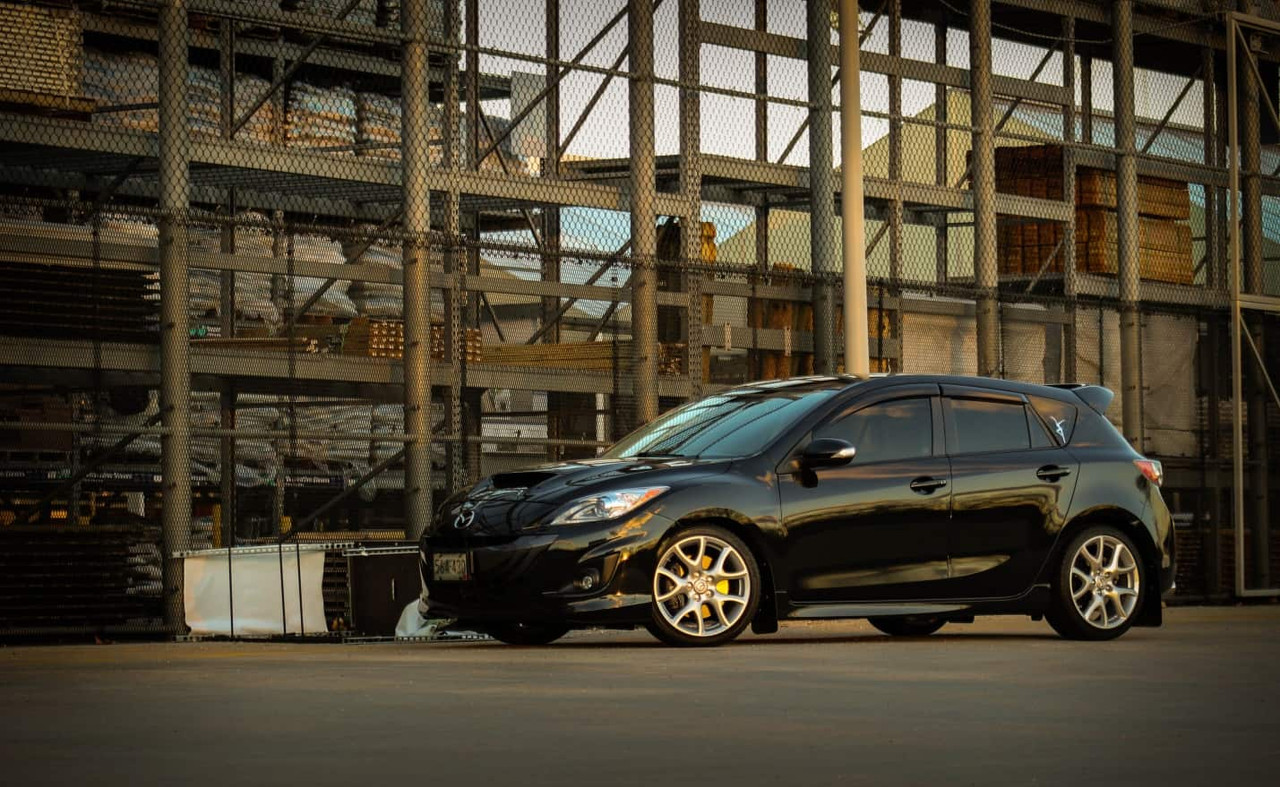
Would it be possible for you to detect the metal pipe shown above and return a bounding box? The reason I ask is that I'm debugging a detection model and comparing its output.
[839,0,869,378]
[629,0,659,425]
[1113,0,1143,447]
[401,0,432,540]
[158,0,192,634]
[808,0,837,375]
[970,0,999,377]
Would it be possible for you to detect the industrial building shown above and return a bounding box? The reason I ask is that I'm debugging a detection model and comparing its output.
[0,0,1276,636]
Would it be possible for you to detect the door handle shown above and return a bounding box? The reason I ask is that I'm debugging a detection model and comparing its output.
[909,476,948,494]
[1036,465,1072,481]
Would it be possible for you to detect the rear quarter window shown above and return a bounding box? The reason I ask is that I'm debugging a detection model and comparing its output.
[1029,395,1078,446]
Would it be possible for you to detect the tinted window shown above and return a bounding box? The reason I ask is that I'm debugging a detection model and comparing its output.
[815,398,932,463]
[606,388,838,459]
[948,398,1031,454]
[1029,395,1078,446]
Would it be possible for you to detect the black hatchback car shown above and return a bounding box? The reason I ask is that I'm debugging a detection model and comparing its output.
[419,375,1174,647]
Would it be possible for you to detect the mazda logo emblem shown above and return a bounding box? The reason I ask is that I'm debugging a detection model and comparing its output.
[453,505,476,530]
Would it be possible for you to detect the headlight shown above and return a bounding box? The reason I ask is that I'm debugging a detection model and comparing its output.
[549,487,668,526]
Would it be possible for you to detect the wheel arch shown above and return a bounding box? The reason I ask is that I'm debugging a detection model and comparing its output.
[666,512,780,634]
[1041,506,1163,626]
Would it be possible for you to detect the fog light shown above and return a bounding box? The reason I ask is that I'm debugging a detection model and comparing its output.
[573,570,600,591]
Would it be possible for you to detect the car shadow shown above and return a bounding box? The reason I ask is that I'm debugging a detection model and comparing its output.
[453,630,1068,649]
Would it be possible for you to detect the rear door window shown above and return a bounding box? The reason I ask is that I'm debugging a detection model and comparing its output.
[945,398,1031,455]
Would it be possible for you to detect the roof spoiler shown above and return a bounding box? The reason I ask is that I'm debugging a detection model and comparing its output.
[1048,384,1115,414]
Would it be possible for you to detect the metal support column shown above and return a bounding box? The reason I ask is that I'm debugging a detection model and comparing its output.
[1062,16,1078,382]
[808,0,837,375]
[158,0,191,633]
[1238,1,1269,589]
[1204,46,1221,291]
[401,0,433,539]
[970,0,999,378]
[218,19,237,547]
[885,0,903,369]
[630,0,659,424]
[1113,0,1143,448]
[934,11,949,287]
[679,0,703,394]
[443,0,469,491]
[544,0,564,458]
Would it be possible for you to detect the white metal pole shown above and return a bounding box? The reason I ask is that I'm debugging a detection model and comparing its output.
[839,0,869,377]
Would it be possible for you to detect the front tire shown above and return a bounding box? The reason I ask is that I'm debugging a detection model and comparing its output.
[647,526,761,647]
[1046,526,1144,641]
[868,616,945,637]
[485,621,570,646]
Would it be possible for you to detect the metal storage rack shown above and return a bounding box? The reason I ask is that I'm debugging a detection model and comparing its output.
[0,0,1278,634]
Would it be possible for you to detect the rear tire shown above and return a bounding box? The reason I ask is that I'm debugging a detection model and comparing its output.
[647,526,761,647]
[1046,525,1144,641]
[868,616,945,637]
[485,621,570,646]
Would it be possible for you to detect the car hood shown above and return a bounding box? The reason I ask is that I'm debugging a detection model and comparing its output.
[431,457,728,536]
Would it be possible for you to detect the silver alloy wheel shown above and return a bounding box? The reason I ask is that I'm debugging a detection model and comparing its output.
[1068,534,1141,630]
[653,534,751,638]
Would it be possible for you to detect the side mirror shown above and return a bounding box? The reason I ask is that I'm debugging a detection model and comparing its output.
[799,438,857,470]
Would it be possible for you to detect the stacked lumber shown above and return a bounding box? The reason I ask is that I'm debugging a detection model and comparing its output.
[1075,209,1194,285]
[481,341,622,371]
[341,318,482,362]
[748,264,893,379]
[994,144,1194,285]
[0,259,157,344]
[0,2,83,103]
[997,221,1066,275]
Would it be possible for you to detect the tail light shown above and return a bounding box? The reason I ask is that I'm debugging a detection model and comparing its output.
[1134,458,1163,487]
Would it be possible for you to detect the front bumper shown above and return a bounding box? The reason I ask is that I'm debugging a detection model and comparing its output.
[419,513,670,625]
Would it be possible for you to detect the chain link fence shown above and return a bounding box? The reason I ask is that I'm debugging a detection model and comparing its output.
[0,0,1276,636]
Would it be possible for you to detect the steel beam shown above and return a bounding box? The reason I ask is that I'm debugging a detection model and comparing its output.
[158,0,192,634]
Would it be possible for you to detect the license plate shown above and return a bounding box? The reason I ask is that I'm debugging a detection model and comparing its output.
[432,551,470,582]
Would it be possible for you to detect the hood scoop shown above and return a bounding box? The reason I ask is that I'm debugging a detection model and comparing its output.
[489,471,558,490]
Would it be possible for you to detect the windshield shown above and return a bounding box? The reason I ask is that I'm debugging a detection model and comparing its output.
[604,389,839,460]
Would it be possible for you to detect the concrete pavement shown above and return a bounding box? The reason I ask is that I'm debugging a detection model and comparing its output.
[2,606,1278,786]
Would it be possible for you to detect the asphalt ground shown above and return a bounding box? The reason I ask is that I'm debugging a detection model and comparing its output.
[2,606,1278,786]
